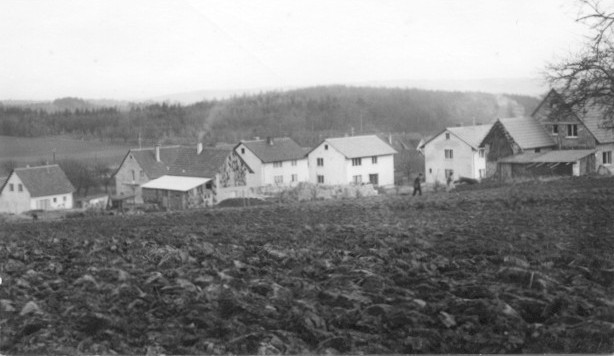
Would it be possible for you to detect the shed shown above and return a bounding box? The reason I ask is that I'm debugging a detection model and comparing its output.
[141,175,212,210]
[497,149,596,181]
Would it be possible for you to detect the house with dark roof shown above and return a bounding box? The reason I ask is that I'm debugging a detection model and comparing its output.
[308,135,397,186]
[479,117,556,177]
[113,143,253,205]
[532,89,614,174]
[419,124,492,184]
[234,137,309,187]
[0,165,75,214]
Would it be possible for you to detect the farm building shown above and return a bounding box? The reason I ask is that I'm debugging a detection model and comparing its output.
[113,143,253,205]
[420,124,492,184]
[497,150,596,180]
[307,135,397,186]
[76,194,109,210]
[141,175,211,210]
[532,89,614,174]
[234,137,309,187]
[480,117,556,177]
[0,165,75,214]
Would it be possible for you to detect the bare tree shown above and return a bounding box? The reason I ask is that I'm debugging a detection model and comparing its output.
[546,0,614,129]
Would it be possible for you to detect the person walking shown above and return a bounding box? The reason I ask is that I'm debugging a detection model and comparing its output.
[413,173,423,196]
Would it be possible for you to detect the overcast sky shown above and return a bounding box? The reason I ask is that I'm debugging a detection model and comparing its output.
[0,0,590,100]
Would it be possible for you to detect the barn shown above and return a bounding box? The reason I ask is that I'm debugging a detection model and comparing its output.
[497,150,596,181]
[141,175,212,210]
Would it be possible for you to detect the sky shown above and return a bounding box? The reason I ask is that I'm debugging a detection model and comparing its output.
[0,0,591,101]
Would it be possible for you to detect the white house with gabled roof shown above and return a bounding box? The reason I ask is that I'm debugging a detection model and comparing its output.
[234,137,309,187]
[307,135,397,186]
[419,124,492,184]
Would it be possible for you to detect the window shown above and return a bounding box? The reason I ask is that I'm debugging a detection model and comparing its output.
[429,168,432,174]
[291,160,297,166]
[445,169,454,180]
[603,151,612,165]
[372,156,378,164]
[273,161,282,168]
[9,183,14,192]
[131,170,136,181]
[63,196,67,202]
[445,133,450,140]
[552,125,558,135]
[241,148,245,154]
[18,184,23,192]
[567,124,578,137]
[445,149,454,159]
[478,149,485,158]
[291,174,298,182]
[317,158,324,166]
[53,197,57,203]
[352,158,362,166]
[324,144,328,150]
[274,175,283,183]
[317,175,324,183]
[353,175,362,184]
[369,174,379,185]
[535,148,541,153]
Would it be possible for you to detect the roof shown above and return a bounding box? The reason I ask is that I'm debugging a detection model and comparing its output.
[128,146,182,179]
[447,125,493,149]
[141,175,211,192]
[498,149,596,164]
[2,165,75,198]
[498,117,556,149]
[322,135,397,158]
[578,105,614,144]
[239,137,307,163]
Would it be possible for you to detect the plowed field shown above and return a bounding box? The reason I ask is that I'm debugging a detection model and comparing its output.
[1,176,614,354]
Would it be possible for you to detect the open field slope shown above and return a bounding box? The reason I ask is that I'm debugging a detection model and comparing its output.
[0,135,130,169]
[1,177,614,354]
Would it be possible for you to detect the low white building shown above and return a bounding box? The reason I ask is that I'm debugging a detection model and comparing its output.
[308,135,397,186]
[420,125,492,184]
[0,165,75,214]
[234,137,309,187]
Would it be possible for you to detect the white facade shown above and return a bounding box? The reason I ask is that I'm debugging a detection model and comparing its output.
[308,141,395,186]
[0,173,73,214]
[235,143,309,187]
[595,143,614,174]
[423,130,486,184]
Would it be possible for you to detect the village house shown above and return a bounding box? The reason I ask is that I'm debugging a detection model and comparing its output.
[307,135,397,186]
[234,137,309,187]
[531,89,614,174]
[420,124,492,184]
[113,143,253,206]
[0,165,75,214]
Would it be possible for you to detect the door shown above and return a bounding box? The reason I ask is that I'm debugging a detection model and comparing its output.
[369,174,379,185]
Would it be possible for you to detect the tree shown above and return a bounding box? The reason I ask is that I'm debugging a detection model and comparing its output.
[546,0,614,129]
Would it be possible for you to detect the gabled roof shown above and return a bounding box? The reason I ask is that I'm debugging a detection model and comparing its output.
[578,105,614,144]
[498,149,596,164]
[420,125,492,150]
[447,125,492,149]
[497,117,555,149]
[128,146,182,179]
[141,175,211,192]
[238,137,307,163]
[1,165,74,198]
[320,135,397,159]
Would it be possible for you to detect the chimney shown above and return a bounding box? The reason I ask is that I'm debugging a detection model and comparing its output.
[254,136,260,141]
[388,133,392,145]
[155,144,161,162]
[197,142,203,155]
[267,137,274,146]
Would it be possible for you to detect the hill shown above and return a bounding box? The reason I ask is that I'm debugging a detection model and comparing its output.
[0,176,612,354]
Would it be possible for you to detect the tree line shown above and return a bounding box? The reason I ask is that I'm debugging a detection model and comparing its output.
[0,86,540,147]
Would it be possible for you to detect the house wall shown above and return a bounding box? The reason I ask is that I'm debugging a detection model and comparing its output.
[308,143,347,185]
[0,173,31,214]
[595,143,614,174]
[235,143,262,187]
[115,153,149,203]
[344,154,395,186]
[143,186,211,210]
[423,131,478,184]
[261,159,309,186]
[482,123,522,178]
[29,193,73,211]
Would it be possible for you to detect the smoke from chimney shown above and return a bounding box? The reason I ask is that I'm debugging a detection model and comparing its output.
[197,142,203,155]
[155,144,161,162]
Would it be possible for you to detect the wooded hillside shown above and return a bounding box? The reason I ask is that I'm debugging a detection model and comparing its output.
[0,86,541,147]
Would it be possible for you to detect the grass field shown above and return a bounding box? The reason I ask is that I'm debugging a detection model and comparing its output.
[0,135,131,171]
[0,176,613,354]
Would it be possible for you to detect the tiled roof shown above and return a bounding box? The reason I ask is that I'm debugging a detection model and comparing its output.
[129,146,182,179]
[447,125,493,149]
[498,117,556,149]
[168,147,234,178]
[8,165,74,198]
[578,105,614,144]
[141,175,211,192]
[240,137,307,163]
[323,135,397,159]
[498,149,596,164]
